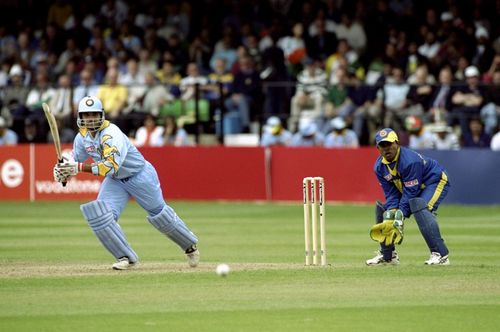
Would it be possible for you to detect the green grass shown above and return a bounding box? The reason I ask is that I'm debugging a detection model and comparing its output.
[0,201,499,331]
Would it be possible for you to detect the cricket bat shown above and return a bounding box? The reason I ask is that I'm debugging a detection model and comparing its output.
[42,102,66,187]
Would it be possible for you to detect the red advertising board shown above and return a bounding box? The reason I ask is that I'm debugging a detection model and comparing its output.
[33,144,101,201]
[142,146,267,200]
[0,145,30,200]
[1,144,383,203]
[269,147,384,202]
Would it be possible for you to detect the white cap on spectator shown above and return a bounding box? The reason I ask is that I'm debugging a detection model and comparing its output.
[0,116,6,127]
[299,120,317,136]
[440,12,453,21]
[475,26,489,39]
[264,116,282,134]
[465,66,480,78]
[331,117,346,130]
[9,64,22,77]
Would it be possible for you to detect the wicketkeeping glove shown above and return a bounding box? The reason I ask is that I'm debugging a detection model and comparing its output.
[369,209,404,245]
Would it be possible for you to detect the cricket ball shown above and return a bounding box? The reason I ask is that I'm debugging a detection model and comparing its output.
[215,263,230,277]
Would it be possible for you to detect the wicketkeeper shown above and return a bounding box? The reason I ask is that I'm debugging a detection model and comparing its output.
[367,128,450,266]
[53,96,199,270]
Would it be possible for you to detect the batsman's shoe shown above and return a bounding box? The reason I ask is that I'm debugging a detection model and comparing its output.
[424,252,450,265]
[366,251,399,266]
[185,245,200,267]
[112,257,137,270]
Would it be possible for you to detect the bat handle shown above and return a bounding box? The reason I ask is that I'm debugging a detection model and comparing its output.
[58,158,67,187]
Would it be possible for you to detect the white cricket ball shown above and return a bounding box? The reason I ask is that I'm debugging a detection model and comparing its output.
[215,263,230,277]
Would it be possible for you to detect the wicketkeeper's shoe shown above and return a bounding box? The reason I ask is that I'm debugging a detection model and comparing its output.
[366,251,399,266]
[112,257,137,270]
[424,252,450,265]
[185,245,200,267]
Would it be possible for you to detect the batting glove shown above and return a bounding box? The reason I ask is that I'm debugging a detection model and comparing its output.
[53,161,83,182]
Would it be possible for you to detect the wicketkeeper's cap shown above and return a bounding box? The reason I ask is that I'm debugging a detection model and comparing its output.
[78,96,104,113]
[375,128,399,145]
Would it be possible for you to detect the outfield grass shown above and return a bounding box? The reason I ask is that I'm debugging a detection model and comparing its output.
[0,201,499,331]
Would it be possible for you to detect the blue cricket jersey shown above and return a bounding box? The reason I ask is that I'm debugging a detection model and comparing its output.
[72,121,145,179]
[374,147,448,217]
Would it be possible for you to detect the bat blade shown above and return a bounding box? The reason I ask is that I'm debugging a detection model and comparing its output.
[42,102,66,187]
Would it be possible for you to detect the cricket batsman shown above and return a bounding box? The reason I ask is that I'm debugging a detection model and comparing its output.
[53,96,199,270]
[366,128,450,266]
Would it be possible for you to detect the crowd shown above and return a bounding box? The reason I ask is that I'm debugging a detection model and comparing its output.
[1,0,500,150]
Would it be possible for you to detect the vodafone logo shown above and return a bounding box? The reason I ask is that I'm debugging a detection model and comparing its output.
[1,159,24,188]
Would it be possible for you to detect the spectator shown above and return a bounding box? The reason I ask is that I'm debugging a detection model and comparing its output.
[100,0,129,30]
[449,65,485,135]
[1,64,29,127]
[180,62,208,101]
[224,56,261,132]
[324,117,359,148]
[349,82,379,144]
[406,64,436,122]
[462,118,491,148]
[134,114,163,147]
[72,69,99,112]
[427,66,455,123]
[480,70,500,135]
[161,115,190,146]
[260,116,292,147]
[325,39,362,84]
[127,71,174,132]
[306,18,338,61]
[324,67,354,126]
[119,57,145,86]
[334,13,367,55]
[141,72,174,117]
[0,116,18,145]
[16,32,34,74]
[260,34,290,120]
[188,31,212,73]
[430,122,460,150]
[472,26,495,73]
[290,120,325,147]
[417,30,441,65]
[47,117,74,144]
[206,58,233,102]
[210,33,238,73]
[289,57,327,132]
[490,125,500,150]
[405,115,434,149]
[376,67,414,130]
[19,117,45,143]
[97,68,128,128]
[47,0,73,28]
[54,37,80,75]
[49,74,73,124]
[24,71,56,123]
[278,22,306,75]
[156,60,182,91]
[137,48,158,78]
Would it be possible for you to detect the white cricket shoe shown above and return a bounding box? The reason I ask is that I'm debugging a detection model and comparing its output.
[112,257,137,270]
[424,252,450,265]
[366,251,399,266]
[185,246,200,267]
